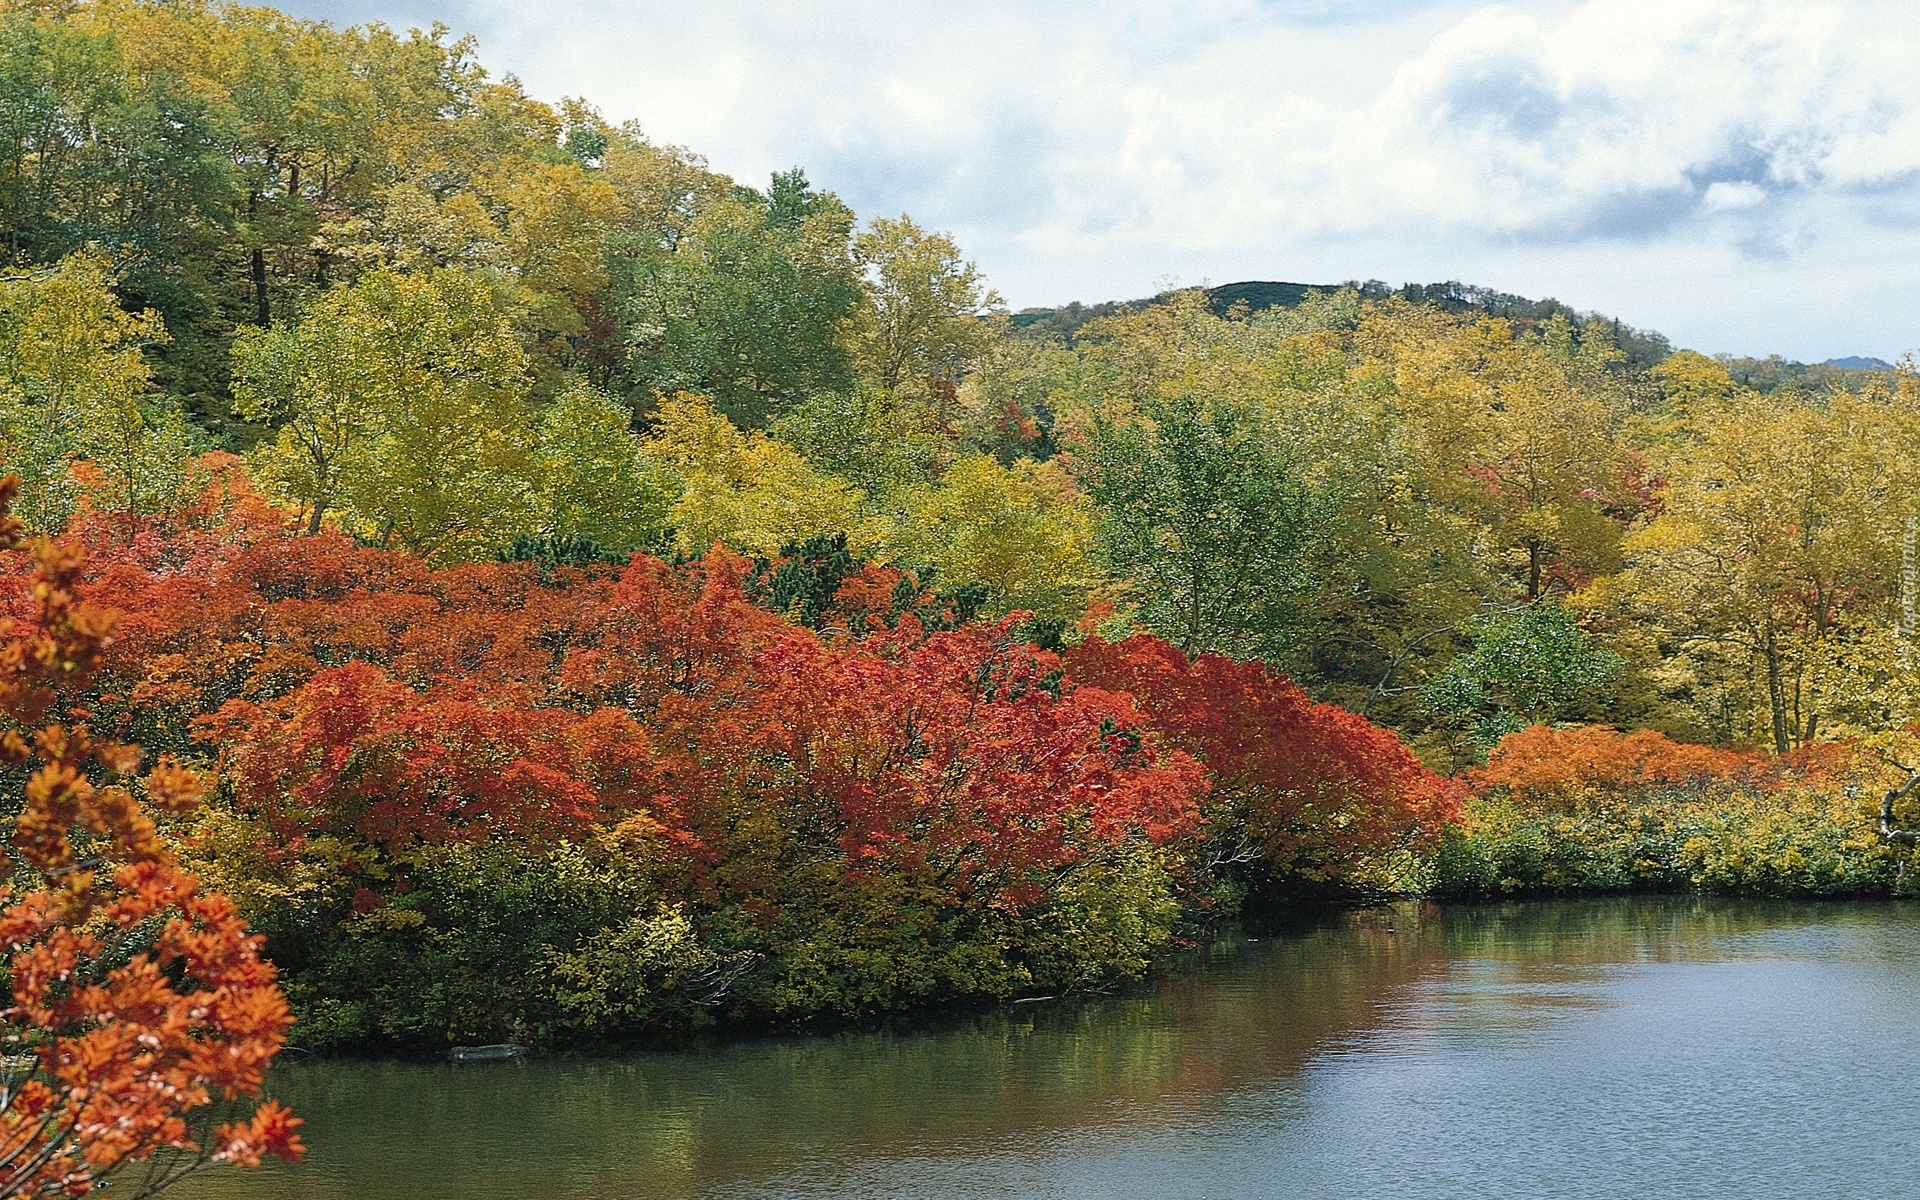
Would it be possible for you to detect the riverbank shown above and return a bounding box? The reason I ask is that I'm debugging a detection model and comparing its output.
[249,728,1914,1057]
[267,786,1914,1061]
[170,896,1920,1200]
[1432,725,1912,900]
[1433,788,1906,899]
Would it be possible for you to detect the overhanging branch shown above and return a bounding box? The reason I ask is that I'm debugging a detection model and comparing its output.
[1880,758,1920,845]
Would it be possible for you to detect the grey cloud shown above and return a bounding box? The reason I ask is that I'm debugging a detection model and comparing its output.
[1530,187,1700,243]
[1424,55,1577,141]
[1685,143,1781,193]
[1853,179,1920,230]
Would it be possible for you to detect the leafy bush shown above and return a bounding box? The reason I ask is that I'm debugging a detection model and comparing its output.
[1435,725,1913,898]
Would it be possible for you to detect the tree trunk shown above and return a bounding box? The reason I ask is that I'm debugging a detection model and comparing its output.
[1881,764,1920,844]
[1184,565,1203,658]
[252,244,269,326]
[246,174,271,325]
[1764,621,1791,755]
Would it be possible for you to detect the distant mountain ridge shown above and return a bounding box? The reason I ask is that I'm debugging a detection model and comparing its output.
[1013,280,1897,383]
[1013,278,1673,367]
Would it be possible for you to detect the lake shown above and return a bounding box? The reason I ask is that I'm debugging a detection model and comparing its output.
[174,897,1920,1199]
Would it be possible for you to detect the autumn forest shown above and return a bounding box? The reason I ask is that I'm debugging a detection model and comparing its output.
[0,0,1918,1191]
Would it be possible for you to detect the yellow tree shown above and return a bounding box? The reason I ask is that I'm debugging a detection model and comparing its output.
[853,215,1003,394]
[1597,389,1897,751]
[232,267,535,557]
[594,115,732,251]
[495,161,619,312]
[345,182,501,277]
[1362,307,1631,601]
[1643,349,1741,443]
[646,394,873,555]
[0,255,188,529]
[891,454,1098,621]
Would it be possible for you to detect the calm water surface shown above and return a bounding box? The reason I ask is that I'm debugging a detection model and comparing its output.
[176,898,1920,1199]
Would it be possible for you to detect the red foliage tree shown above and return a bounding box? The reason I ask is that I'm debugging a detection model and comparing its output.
[64,516,1209,922]
[203,663,662,854]
[1065,635,1460,883]
[745,620,1207,910]
[0,479,300,1197]
[11,480,1448,942]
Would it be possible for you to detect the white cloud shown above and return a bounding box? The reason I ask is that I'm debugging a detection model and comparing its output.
[284,0,1920,360]
[1703,182,1768,213]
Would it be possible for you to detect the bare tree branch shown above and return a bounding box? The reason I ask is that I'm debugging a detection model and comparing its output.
[1880,758,1920,845]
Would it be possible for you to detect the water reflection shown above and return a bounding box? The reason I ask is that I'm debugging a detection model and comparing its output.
[176,897,1920,1200]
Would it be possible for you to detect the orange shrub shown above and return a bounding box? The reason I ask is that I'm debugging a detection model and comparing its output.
[1469,725,1764,804]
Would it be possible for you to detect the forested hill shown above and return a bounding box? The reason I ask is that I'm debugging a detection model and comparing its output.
[1012,279,1672,365]
[1016,279,1887,382]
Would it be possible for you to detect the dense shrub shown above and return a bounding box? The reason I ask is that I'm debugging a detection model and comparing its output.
[1066,636,1463,892]
[16,496,1450,1049]
[1436,726,1909,898]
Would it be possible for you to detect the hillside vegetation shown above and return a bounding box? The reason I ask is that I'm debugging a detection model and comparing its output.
[0,0,1916,1084]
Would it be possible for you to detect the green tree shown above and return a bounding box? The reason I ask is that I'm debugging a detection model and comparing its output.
[768,383,942,499]
[0,4,239,411]
[1420,602,1623,757]
[532,384,674,553]
[612,169,861,427]
[1080,388,1324,659]
[217,4,376,328]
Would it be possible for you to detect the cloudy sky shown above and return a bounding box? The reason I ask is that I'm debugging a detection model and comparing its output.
[281,0,1920,361]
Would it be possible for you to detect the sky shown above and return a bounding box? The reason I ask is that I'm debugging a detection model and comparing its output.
[279,0,1920,361]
